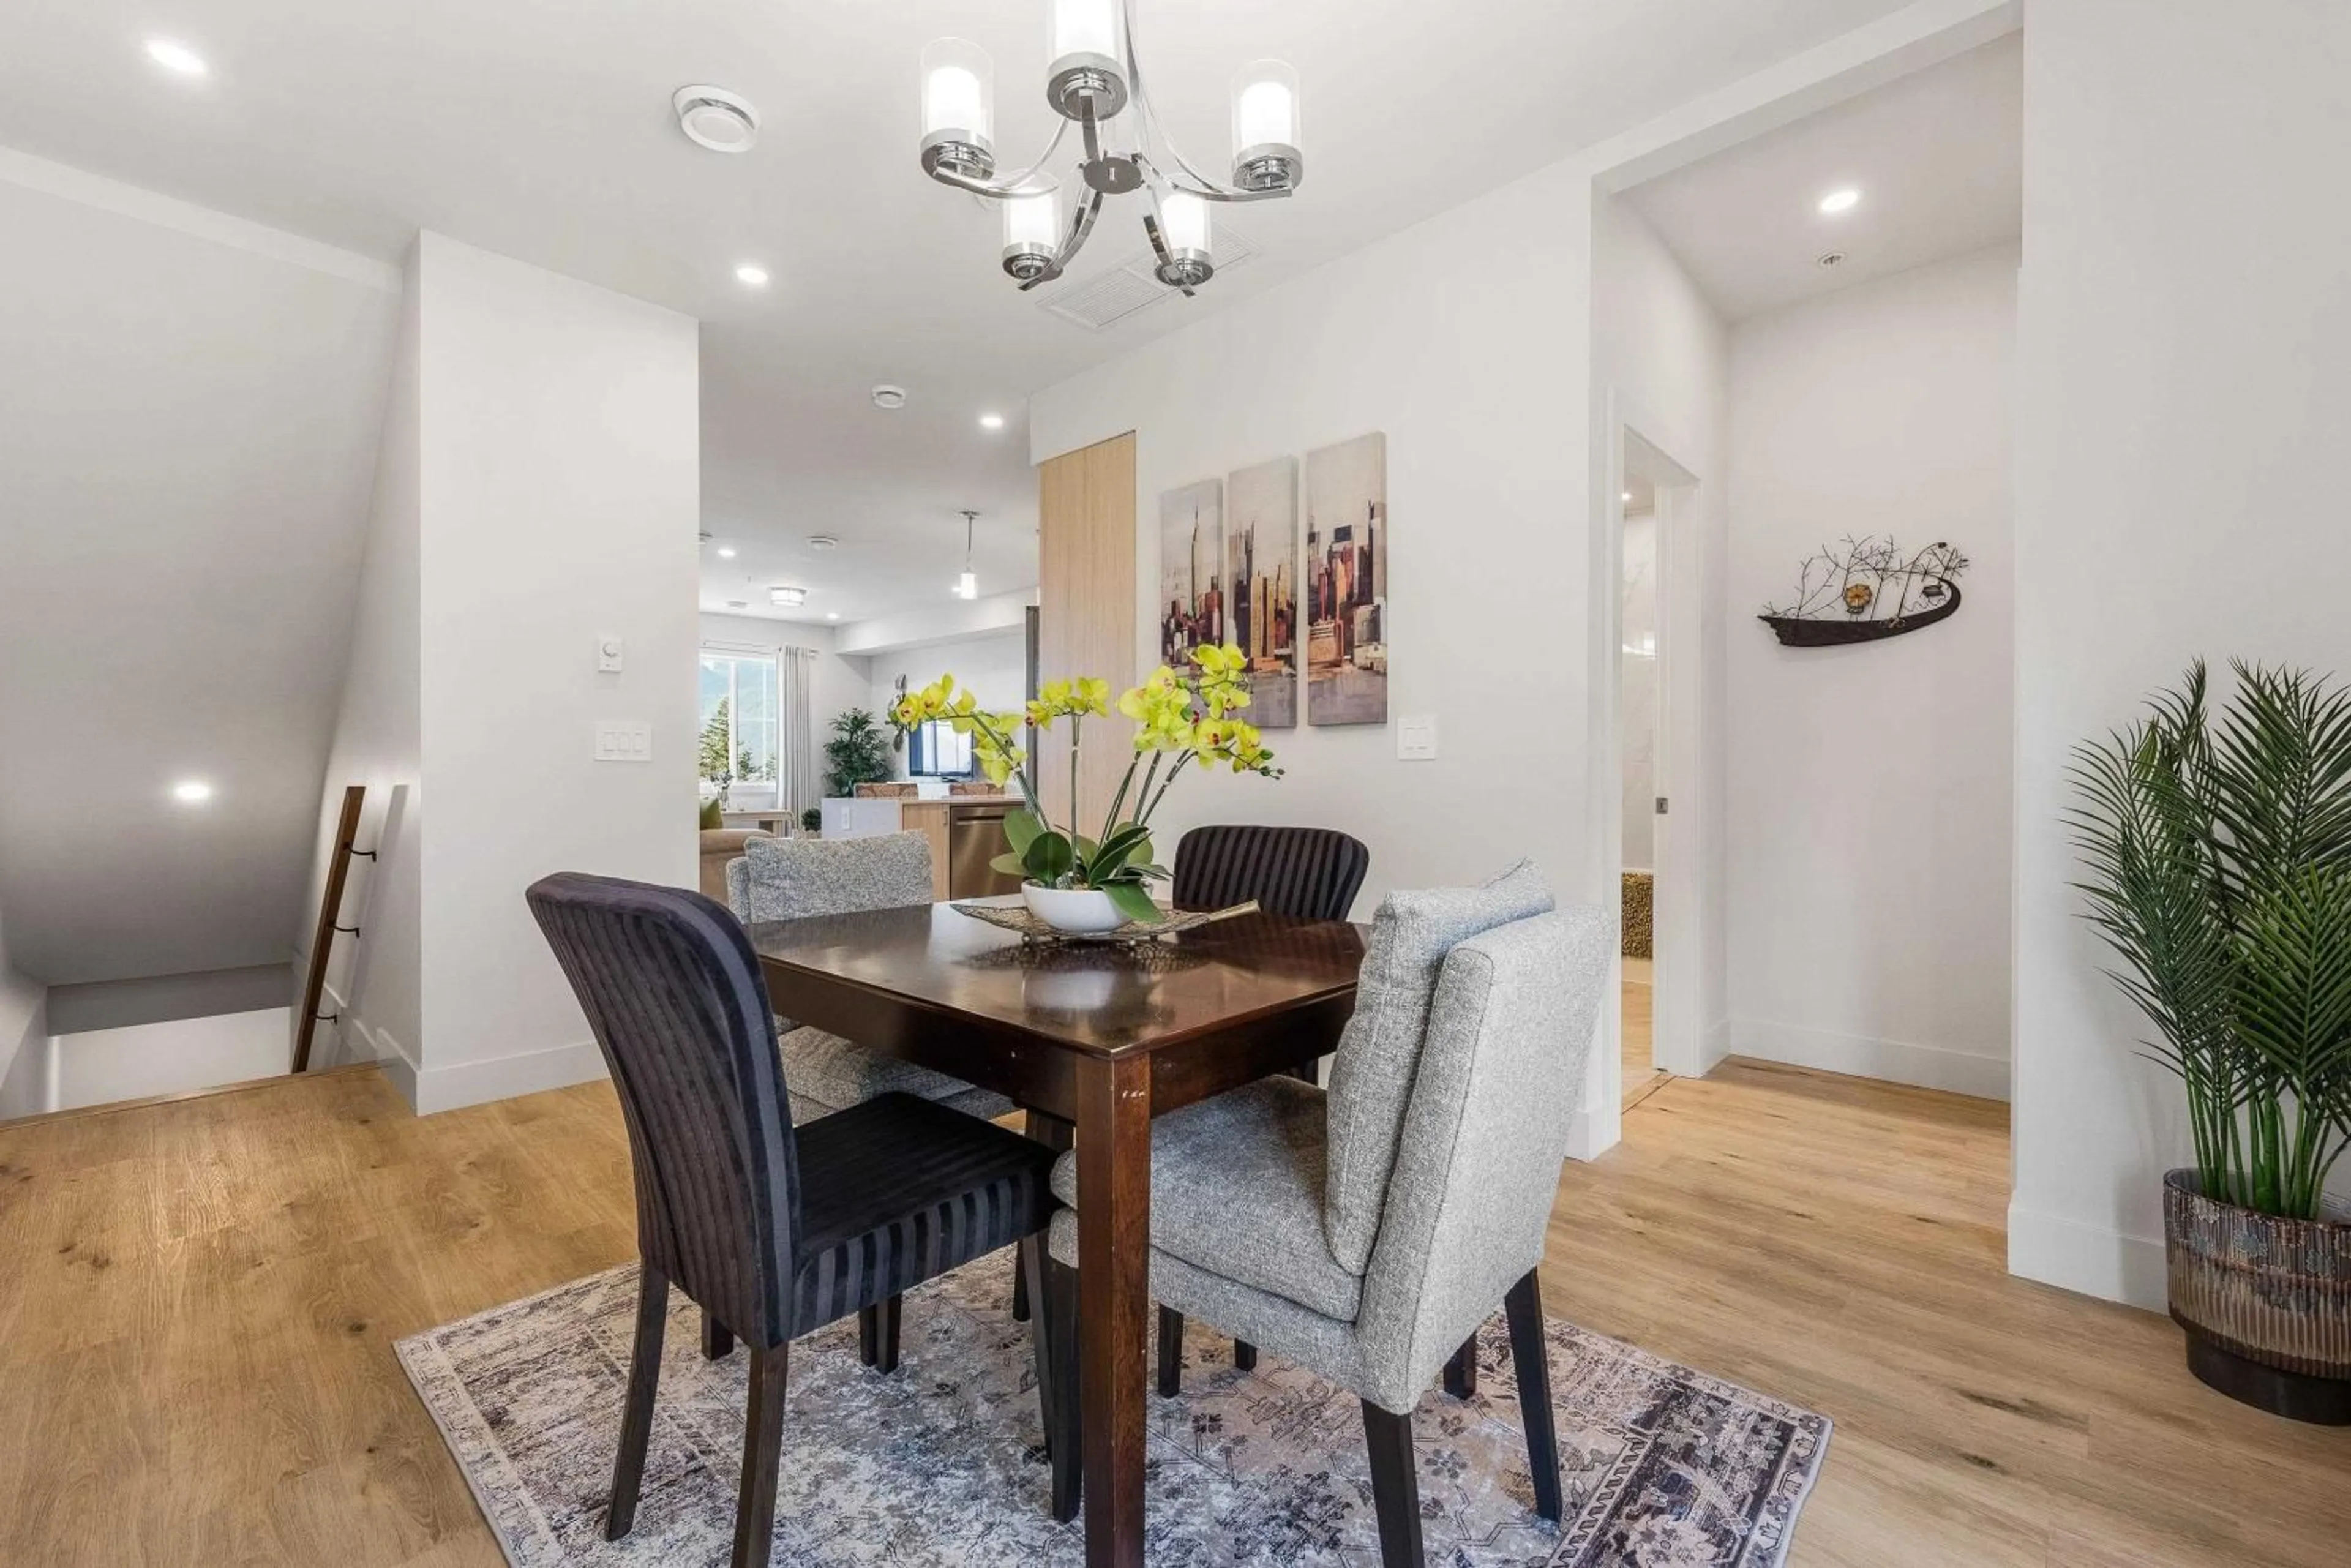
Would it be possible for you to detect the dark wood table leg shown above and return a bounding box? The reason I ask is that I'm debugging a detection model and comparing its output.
[1075,1052,1151,1568]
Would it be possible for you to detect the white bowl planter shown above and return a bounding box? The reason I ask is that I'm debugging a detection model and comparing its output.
[1023,882,1126,934]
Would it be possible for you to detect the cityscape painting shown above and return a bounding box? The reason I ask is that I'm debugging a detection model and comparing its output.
[1224,456,1298,728]
[1158,477,1224,667]
[1303,432,1389,726]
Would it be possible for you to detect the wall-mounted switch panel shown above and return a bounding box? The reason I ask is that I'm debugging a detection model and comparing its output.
[1397,715,1438,760]
[594,721,652,762]
[596,636,625,672]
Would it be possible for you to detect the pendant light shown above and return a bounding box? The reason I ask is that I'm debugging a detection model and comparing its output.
[956,509,980,600]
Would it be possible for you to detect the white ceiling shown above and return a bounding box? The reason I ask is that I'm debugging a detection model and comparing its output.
[0,0,1925,628]
[1625,32,2022,322]
[0,177,398,985]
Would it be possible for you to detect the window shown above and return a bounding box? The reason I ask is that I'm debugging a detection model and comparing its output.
[906,718,974,778]
[699,649,780,795]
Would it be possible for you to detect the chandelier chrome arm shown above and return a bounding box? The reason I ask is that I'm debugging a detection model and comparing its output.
[1017,182,1106,291]
[924,116,1074,201]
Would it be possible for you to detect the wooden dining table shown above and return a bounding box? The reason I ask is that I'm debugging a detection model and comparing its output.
[749,901,1367,1567]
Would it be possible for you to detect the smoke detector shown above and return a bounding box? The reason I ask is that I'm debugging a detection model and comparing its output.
[871,384,907,410]
[673,86,760,154]
[770,585,808,609]
[806,534,840,551]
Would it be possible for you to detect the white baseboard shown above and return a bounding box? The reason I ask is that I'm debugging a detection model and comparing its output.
[1729,1016,2010,1101]
[1698,1016,1731,1075]
[2007,1200,2167,1313]
[410,1038,609,1115]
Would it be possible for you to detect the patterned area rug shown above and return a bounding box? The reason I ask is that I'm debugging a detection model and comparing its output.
[397,1261,1828,1566]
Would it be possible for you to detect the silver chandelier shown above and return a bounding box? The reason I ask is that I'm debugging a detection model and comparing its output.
[917,0,1303,294]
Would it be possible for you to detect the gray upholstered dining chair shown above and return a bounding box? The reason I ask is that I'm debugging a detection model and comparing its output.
[1037,864,1611,1564]
[526,872,1059,1568]
[726,830,1020,1364]
[726,832,1014,1125]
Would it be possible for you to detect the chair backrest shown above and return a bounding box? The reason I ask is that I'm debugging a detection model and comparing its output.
[1323,860,1554,1273]
[1171,823,1370,921]
[527,873,801,1349]
[1347,905,1611,1412]
[725,830,934,924]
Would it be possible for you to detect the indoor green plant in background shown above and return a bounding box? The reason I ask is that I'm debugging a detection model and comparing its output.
[2069,660,2351,1422]
[890,644,1280,931]
[823,708,894,800]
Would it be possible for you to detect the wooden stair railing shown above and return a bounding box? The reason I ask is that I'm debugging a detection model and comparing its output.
[293,785,373,1073]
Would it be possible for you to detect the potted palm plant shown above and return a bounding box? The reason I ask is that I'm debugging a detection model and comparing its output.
[2070,661,2351,1423]
[890,644,1280,932]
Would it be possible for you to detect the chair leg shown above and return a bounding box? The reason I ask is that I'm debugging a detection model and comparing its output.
[702,1307,735,1361]
[1504,1269,1562,1522]
[1013,1114,1072,1348]
[1024,1239,1055,1457]
[858,1295,902,1375]
[1443,1335,1477,1399]
[1360,1399,1425,1568]
[1044,1259,1082,1524]
[1233,1338,1258,1371]
[731,1343,790,1568]
[606,1264,669,1541]
[1156,1305,1184,1397]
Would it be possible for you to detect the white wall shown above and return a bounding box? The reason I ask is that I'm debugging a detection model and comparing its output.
[414,234,699,1111]
[1030,159,1597,922]
[305,233,700,1114]
[0,922,47,1119]
[305,244,423,1079]
[47,1008,293,1114]
[2010,0,2351,1307]
[1724,244,2016,1100]
[1591,192,1731,1082]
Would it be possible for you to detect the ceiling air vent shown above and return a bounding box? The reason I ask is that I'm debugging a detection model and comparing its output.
[1039,223,1261,331]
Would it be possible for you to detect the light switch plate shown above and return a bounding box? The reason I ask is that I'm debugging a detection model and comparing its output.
[1397,714,1438,760]
[596,636,625,673]
[594,721,652,762]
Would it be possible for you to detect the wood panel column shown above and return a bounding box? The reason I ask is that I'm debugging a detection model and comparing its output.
[1037,432,1137,831]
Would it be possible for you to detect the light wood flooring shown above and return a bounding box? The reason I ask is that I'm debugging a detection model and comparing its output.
[1,1059,2345,1564]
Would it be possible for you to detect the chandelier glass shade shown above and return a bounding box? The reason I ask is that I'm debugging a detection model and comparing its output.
[918,0,1302,294]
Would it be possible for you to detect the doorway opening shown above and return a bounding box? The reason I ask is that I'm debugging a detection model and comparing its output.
[1618,451,1669,1111]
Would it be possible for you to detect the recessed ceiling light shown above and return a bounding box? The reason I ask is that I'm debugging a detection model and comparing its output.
[727,599,749,609]
[770,585,808,608]
[144,39,208,77]
[716,546,737,558]
[734,263,770,287]
[871,384,907,411]
[1817,187,1861,216]
[807,534,839,551]
[978,412,1006,430]
[673,85,760,154]
[826,612,839,621]
[1621,491,1633,503]
[1816,250,1847,269]
[171,779,214,803]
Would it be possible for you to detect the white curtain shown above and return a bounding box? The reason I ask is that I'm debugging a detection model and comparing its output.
[782,646,819,821]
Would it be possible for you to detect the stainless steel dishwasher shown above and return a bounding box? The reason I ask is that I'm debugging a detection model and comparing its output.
[947,803,1026,898]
